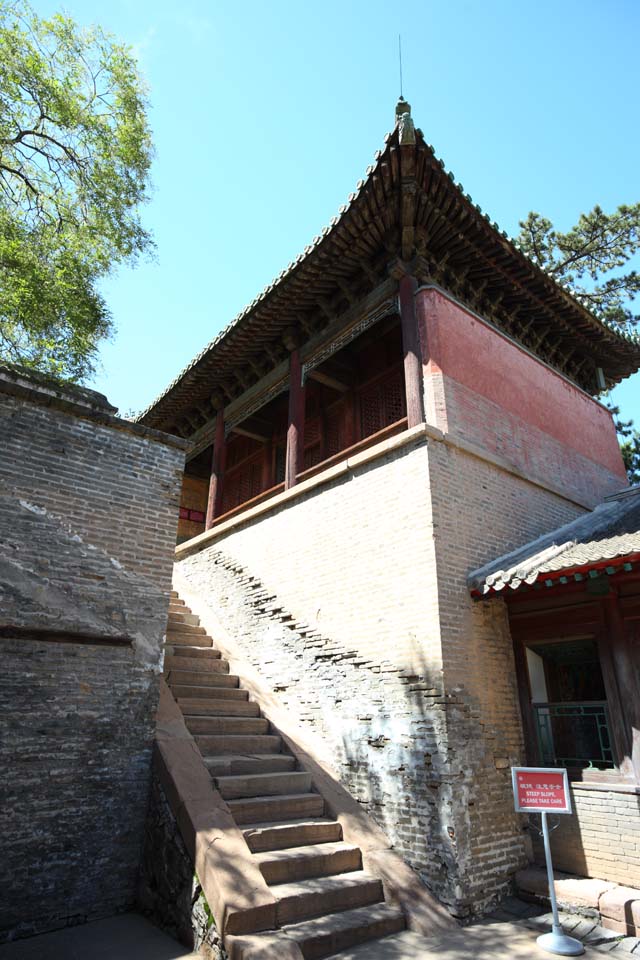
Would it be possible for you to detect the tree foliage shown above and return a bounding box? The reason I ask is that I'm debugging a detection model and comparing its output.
[517,206,640,484]
[0,0,152,380]
[517,205,640,330]
[608,405,640,486]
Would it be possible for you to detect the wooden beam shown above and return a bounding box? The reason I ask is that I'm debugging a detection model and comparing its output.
[285,348,305,489]
[205,409,226,529]
[398,274,425,428]
[308,369,350,393]
[231,425,270,443]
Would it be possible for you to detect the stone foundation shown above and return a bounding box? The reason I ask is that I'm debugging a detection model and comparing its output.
[138,773,226,959]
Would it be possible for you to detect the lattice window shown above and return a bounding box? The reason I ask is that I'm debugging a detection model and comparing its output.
[225,435,258,471]
[325,401,347,458]
[303,414,322,470]
[358,368,406,439]
[274,444,286,484]
[221,454,263,514]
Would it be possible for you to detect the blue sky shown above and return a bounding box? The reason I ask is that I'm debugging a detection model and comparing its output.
[32,0,640,423]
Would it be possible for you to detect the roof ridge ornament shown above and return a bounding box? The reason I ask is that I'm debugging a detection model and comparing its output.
[395,97,415,145]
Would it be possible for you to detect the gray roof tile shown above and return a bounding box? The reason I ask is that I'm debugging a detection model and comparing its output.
[468,486,640,595]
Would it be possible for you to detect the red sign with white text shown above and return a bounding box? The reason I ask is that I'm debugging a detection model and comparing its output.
[511,767,571,814]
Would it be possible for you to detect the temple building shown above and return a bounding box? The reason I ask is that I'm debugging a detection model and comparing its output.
[139,99,640,920]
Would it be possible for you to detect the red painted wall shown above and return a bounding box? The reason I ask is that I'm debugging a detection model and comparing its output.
[416,288,627,500]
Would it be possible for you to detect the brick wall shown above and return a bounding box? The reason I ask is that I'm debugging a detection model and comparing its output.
[425,439,584,911]
[175,428,586,916]
[174,289,626,917]
[0,368,186,941]
[417,287,626,507]
[534,787,640,889]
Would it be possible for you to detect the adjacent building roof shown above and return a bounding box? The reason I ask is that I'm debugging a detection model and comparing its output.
[139,100,640,436]
[468,486,640,596]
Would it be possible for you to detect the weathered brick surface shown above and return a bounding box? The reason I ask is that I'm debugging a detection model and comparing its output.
[416,287,626,506]
[0,370,185,941]
[0,637,158,938]
[441,377,623,508]
[533,787,640,889]
[0,371,184,588]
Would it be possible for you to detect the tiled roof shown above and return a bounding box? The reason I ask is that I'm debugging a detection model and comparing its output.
[138,101,640,434]
[468,486,640,596]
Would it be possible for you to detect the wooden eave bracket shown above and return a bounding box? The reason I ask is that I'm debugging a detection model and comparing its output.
[399,141,418,262]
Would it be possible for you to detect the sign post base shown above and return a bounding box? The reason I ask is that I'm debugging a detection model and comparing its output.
[537,930,584,957]
[538,809,584,957]
[511,771,585,956]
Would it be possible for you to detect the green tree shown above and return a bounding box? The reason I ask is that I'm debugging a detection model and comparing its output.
[517,205,640,483]
[0,0,152,381]
[517,205,640,328]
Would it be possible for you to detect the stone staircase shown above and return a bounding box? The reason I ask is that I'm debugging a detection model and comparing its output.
[164,590,406,957]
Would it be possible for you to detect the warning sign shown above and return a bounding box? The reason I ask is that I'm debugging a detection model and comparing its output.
[511,767,571,814]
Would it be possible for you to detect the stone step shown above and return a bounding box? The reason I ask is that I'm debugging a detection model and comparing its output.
[164,655,229,674]
[167,634,212,649]
[178,697,260,718]
[243,819,342,853]
[204,754,296,777]
[167,620,207,635]
[228,792,325,826]
[170,684,248,701]
[168,599,185,609]
[170,590,179,598]
[240,903,405,959]
[215,770,311,800]
[290,903,405,958]
[171,646,221,659]
[255,842,361,885]
[272,871,384,925]
[185,716,270,736]
[167,610,200,626]
[166,670,238,688]
[196,734,282,756]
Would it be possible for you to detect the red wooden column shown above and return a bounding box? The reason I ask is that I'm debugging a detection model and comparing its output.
[285,347,305,489]
[398,273,425,428]
[205,405,226,529]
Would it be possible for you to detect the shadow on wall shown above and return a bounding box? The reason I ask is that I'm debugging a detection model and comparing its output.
[531,788,640,887]
[175,548,529,919]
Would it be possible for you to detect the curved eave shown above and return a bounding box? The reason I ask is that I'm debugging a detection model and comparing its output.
[139,122,640,433]
[137,133,401,431]
[471,551,640,599]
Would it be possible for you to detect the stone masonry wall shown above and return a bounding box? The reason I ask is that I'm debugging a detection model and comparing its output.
[138,772,226,959]
[0,369,186,941]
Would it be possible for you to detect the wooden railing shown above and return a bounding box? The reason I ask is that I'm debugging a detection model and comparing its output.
[296,418,408,484]
[209,417,409,529]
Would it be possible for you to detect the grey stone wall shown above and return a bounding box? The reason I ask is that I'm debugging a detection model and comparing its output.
[138,772,226,959]
[0,368,186,942]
